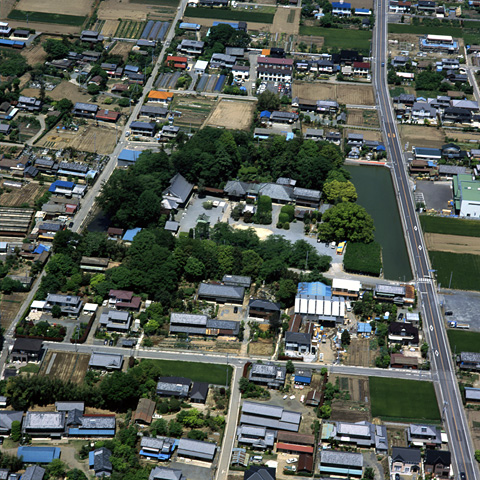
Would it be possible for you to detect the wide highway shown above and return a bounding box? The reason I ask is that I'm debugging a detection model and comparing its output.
[373,0,478,477]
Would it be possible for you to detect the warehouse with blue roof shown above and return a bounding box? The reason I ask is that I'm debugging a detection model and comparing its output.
[17,447,61,464]
[118,149,142,167]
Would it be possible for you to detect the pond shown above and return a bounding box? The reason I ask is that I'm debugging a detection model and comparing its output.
[347,164,412,281]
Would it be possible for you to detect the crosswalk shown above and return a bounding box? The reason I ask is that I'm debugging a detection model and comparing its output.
[417,277,432,283]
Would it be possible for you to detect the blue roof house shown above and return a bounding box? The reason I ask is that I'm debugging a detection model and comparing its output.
[118,149,141,167]
[122,228,142,243]
[17,446,61,463]
[297,282,332,298]
[332,2,352,15]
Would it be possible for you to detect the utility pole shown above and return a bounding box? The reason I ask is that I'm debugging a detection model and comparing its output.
[448,271,453,289]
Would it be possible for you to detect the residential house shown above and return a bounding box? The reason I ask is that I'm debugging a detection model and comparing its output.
[332,1,352,15]
[353,62,370,75]
[169,312,239,336]
[226,47,245,57]
[332,278,361,299]
[176,438,216,461]
[317,59,335,73]
[417,0,436,12]
[304,128,324,141]
[451,99,479,111]
[424,450,451,478]
[88,352,124,370]
[318,450,363,477]
[407,424,442,447]
[391,56,410,67]
[140,436,176,461]
[108,290,141,310]
[317,100,339,113]
[391,447,421,475]
[270,111,298,124]
[156,377,191,398]
[322,421,388,453]
[190,382,209,404]
[68,414,116,437]
[443,107,472,123]
[248,362,286,389]
[193,60,208,75]
[198,283,245,304]
[130,121,155,137]
[134,398,156,425]
[17,96,42,112]
[43,293,82,317]
[276,431,315,454]
[139,105,169,120]
[239,401,302,432]
[325,131,341,144]
[81,30,104,43]
[160,125,180,141]
[23,412,66,438]
[58,162,89,177]
[390,353,419,369]
[165,55,188,69]
[232,65,250,80]
[80,257,109,272]
[210,53,236,69]
[464,387,480,403]
[247,299,281,322]
[223,275,251,288]
[89,448,112,477]
[147,91,174,105]
[347,133,364,146]
[244,466,275,480]
[0,411,23,434]
[99,310,132,332]
[11,338,43,362]
[292,187,321,208]
[388,322,419,346]
[177,39,204,55]
[73,102,98,118]
[149,467,184,480]
[96,109,120,123]
[285,332,311,355]
[412,102,437,121]
[162,173,194,209]
[306,389,322,406]
[294,369,312,385]
[236,425,276,449]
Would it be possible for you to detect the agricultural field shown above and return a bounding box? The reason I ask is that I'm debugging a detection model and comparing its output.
[205,99,256,131]
[16,0,92,17]
[369,377,440,422]
[347,109,380,128]
[8,10,85,26]
[100,20,120,37]
[271,7,300,35]
[184,6,275,23]
[145,359,232,384]
[348,0,373,7]
[428,251,480,291]
[298,26,372,52]
[39,351,90,385]
[425,233,480,255]
[329,375,371,422]
[114,20,146,39]
[98,0,175,22]
[293,81,375,105]
[420,216,480,237]
[108,40,133,60]
[21,39,51,66]
[399,125,445,149]
[39,123,118,154]
[0,292,27,329]
[447,330,480,354]
[344,338,376,367]
[388,24,463,37]
[0,181,47,207]
[172,95,216,130]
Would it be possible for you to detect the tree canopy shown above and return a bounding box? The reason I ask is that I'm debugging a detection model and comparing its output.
[323,179,358,204]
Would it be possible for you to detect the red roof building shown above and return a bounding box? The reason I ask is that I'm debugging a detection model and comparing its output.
[96,109,120,123]
[298,454,314,473]
[276,443,314,454]
[166,55,188,69]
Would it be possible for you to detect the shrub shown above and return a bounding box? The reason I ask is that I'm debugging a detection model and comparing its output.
[283,222,290,230]
[254,195,272,225]
[280,204,295,222]
[278,212,289,224]
[276,223,283,229]
[203,201,213,210]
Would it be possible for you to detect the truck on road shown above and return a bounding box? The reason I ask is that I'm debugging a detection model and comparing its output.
[448,321,469,329]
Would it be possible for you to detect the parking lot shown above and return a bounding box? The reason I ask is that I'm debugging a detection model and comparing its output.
[440,289,480,331]
[415,180,453,212]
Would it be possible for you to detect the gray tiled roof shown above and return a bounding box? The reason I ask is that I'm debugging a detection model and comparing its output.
[198,283,245,300]
[55,401,84,412]
[319,450,363,467]
[392,447,421,463]
[375,284,406,295]
[222,274,251,287]
[465,387,480,401]
[258,183,294,202]
[88,352,124,369]
[242,401,283,418]
[248,299,281,311]
[149,466,183,480]
[206,319,240,333]
[0,411,23,432]
[93,447,112,473]
[80,416,115,429]
[21,466,45,480]
[285,331,311,345]
[24,411,65,430]
[177,438,216,460]
[156,377,191,397]
[170,313,207,326]
[163,173,193,204]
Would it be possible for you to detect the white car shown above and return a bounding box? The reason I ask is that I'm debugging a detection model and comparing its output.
[289,395,295,400]
[286,458,298,464]
[283,395,288,399]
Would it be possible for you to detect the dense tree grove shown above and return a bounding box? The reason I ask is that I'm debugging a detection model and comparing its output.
[98,128,345,228]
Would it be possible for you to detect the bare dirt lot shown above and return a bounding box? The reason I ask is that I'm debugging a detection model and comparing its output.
[271,7,300,35]
[344,338,376,367]
[184,17,272,32]
[172,95,216,130]
[39,351,90,385]
[0,181,47,207]
[205,99,256,131]
[347,109,380,128]
[22,38,58,66]
[101,19,120,37]
[448,130,480,144]
[293,81,375,105]
[109,40,133,60]
[22,81,90,105]
[348,0,373,7]
[425,233,480,255]
[329,375,371,422]
[39,122,118,154]
[16,0,93,15]
[249,338,274,357]
[98,0,175,21]
[399,125,445,149]
[467,409,480,451]
[346,128,382,141]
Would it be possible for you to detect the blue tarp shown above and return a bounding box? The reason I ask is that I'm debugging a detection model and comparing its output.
[122,228,142,242]
[34,244,50,254]
[49,180,75,192]
[139,450,172,460]
[260,111,271,118]
[357,322,372,334]
[294,375,312,384]
[18,447,61,463]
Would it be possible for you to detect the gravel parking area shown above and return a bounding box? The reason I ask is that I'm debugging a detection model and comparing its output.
[416,180,452,212]
[440,289,480,331]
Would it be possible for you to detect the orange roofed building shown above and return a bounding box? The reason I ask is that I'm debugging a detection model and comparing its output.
[165,55,188,69]
[147,90,174,104]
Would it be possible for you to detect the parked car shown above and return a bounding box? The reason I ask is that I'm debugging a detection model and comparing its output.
[286,458,298,464]
[284,466,297,472]
[109,339,114,346]
[398,313,404,320]
[445,311,453,316]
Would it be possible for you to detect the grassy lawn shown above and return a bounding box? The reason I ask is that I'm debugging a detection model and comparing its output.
[369,377,440,421]
[146,359,233,385]
[184,7,274,23]
[447,330,480,353]
[428,251,480,291]
[420,215,480,237]
[388,24,463,36]
[19,363,40,374]
[298,26,372,52]
[8,10,85,26]
[344,241,382,276]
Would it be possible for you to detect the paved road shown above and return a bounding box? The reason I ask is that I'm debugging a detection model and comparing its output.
[374,0,478,478]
